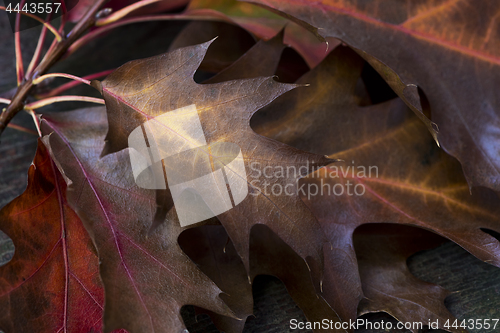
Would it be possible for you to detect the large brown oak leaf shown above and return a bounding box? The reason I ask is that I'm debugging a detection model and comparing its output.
[90,41,332,280]
[250,0,500,192]
[253,45,500,325]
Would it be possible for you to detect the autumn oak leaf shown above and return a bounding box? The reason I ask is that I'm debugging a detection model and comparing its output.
[185,0,333,68]
[167,20,256,74]
[249,0,500,192]
[90,41,333,281]
[179,225,253,333]
[0,141,123,333]
[253,45,500,325]
[40,107,235,332]
[354,224,465,333]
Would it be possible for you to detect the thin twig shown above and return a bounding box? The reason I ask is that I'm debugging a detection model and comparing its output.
[67,13,218,56]
[59,0,67,33]
[28,110,42,136]
[38,69,114,98]
[33,73,91,86]
[7,123,37,135]
[15,32,23,85]
[26,16,50,75]
[14,0,26,85]
[1,99,37,135]
[0,6,63,42]
[96,0,165,26]
[0,0,108,136]
[24,95,105,109]
[0,98,12,105]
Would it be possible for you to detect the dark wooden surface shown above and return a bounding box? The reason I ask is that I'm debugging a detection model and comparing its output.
[0,12,499,333]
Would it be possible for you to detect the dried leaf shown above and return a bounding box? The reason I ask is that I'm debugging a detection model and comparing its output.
[41,107,234,332]
[253,45,500,324]
[0,141,122,333]
[250,225,343,333]
[181,224,343,333]
[355,224,463,333]
[204,28,286,83]
[249,0,500,191]
[186,0,335,67]
[186,0,286,39]
[168,21,256,73]
[91,41,332,282]
[67,0,188,23]
[179,225,252,333]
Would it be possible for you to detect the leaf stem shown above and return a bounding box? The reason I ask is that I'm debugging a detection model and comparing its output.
[28,110,42,136]
[0,98,12,105]
[1,98,37,135]
[58,0,67,33]
[33,73,91,86]
[6,122,37,135]
[26,16,50,76]
[38,69,114,98]
[0,0,108,136]
[44,4,67,57]
[96,0,165,26]
[1,6,63,42]
[24,96,105,110]
[15,33,23,85]
[67,13,217,56]
[14,0,26,86]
